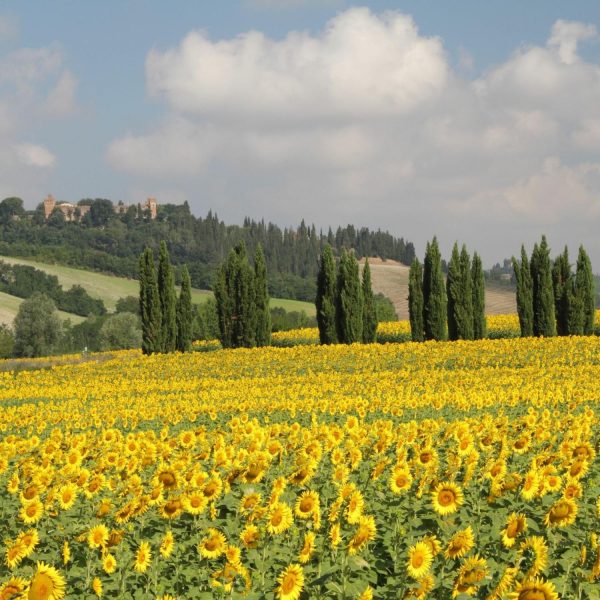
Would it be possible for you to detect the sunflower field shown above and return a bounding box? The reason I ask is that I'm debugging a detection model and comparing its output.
[1,326,600,599]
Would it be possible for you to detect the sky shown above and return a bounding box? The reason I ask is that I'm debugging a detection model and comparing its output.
[2,1,600,266]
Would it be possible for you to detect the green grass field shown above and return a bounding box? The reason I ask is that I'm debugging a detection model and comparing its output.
[0,255,315,316]
[0,290,86,327]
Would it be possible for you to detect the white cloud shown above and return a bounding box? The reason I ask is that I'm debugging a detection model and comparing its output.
[108,11,600,264]
[0,15,18,41]
[15,143,56,167]
[44,70,77,116]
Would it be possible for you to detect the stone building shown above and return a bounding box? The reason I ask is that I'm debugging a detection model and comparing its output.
[43,194,158,221]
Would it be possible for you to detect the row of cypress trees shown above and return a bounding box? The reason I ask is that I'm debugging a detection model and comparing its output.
[139,241,193,354]
[512,236,594,337]
[315,246,377,344]
[408,237,486,342]
[213,241,271,348]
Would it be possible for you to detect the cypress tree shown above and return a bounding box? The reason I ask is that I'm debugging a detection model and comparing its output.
[157,240,177,352]
[471,251,486,340]
[336,249,363,343]
[552,247,571,336]
[315,245,338,344]
[531,236,556,337]
[408,258,424,342]
[139,247,162,355]
[566,277,584,335]
[459,245,474,340]
[576,245,595,335]
[446,243,461,341]
[512,245,533,337]
[214,249,236,349]
[176,264,193,352]
[361,258,377,343]
[423,237,447,341]
[254,243,271,346]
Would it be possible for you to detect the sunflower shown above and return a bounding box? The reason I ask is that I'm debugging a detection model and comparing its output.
[422,535,442,557]
[182,492,208,516]
[544,498,577,528]
[240,525,260,549]
[298,532,315,564]
[19,499,43,525]
[240,492,262,513]
[198,529,227,560]
[432,482,463,516]
[520,471,540,501]
[457,554,487,585]
[357,587,373,600]
[389,467,413,495]
[501,513,527,548]
[406,542,433,579]
[0,576,29,599]
[5,542,26,569]
[160,530,174,558]
[61,542,70,566]
[87,524,109,550]
[156,468,178,491]
[57,484,77,511]
[345,490,364,524]
[134,541,151,573]
[329,523,341,548]
[295,491,319,519]
[159,498,183,520]
[519,536,548,577]
[348,515,376,555]
[92,577,102,598]
[488,566,518,600]
[445,526,475,560]
[27,562,66,600]
[508,577,559,600]
[267,502,294,535]
[276,564,304,600]
[102,553,116,575]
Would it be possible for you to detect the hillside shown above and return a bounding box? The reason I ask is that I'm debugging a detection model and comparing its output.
[0,290,86,327]
[360,258,516,319]
[0,255,315,318]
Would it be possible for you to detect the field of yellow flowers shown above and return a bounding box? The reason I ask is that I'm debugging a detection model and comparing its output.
[1,322,600,599]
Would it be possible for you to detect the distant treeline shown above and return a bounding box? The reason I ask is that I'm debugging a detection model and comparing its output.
[0,197,415,302]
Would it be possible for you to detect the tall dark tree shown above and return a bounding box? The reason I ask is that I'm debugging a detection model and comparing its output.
[512,245,533,337]
[176,264,193,352]
[361,258,377,343]
[552,246,571,336]
[576,246,595,335]
[446,243,461,341]
[530,236,556,337]
[254,244,271,346]
[315,245,338,344]
[408,258,424,342]
[336,249,363,344]
[471,252,486,340]
[214,241,257,348]
[459,245,474,340]
[139,247,162,354]
[566,277,584,336]
[157,241,177,352]
[423,237,447,341]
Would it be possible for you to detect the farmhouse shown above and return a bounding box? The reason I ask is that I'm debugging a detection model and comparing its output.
[43,194,158,221]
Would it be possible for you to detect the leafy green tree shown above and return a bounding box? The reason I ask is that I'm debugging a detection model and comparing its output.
[157,241,177,352]
[116,296,140,315]
[99,312,142,350]
[552,247,571,336]
[214,242,257,348]
[423,237,447,341]
[374,293,397,322]
[176,265,193,352]
[336,249,363,344]
[361,258,377,343]
[471,252,486,339]
[408,258,424,342]
[139,248,162,354]
[315,245,338,344]
[531,236,556,337]
[13,292,63,357]
[254,244,271,346]
[512,245,534,337]
[0,197,25,224]
[576,245,595,335]
[0,324,14,358]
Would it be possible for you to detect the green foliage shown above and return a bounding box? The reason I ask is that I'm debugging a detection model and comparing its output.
[361,259,377,343]
[531,236,556,337]
[408,258,424,342]
[471,252,486,340]
[176,265,193,352]
[67,316,106,352]
[0,324,14,358]
[99,312,142,351]
[446,243,461,341]
[214,242,257,348]
[336,250,363,344]
[254,244,271,347]
[316,245,338,345]
[373,293,397,322]
[552,247,571,336]
[116,296,140,315]
[13,292,63,357]
[157,241,177,353]
[512,245,534,337]
[270,307,317,332]
[192,298,220,341]
[139,248,162,355]
[576,245,595,335]
[423,237,447,341]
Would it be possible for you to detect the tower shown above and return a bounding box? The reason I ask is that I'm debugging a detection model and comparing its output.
[43,194,56,219]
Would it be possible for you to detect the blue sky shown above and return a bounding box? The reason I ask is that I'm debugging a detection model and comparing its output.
[2,1,600,264]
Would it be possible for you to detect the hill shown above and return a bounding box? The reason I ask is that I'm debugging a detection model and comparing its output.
[359,258,516,319]
[0,255,315,318]
[0,290,86,327]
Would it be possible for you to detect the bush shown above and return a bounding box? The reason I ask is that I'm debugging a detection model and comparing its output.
[99,313,142,350]
[13,292,63,357]
[0,324,14,358]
